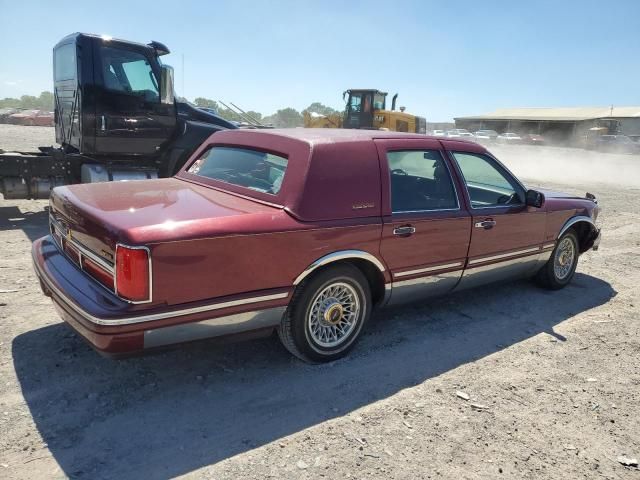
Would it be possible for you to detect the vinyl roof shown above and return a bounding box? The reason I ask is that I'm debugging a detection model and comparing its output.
[456,106,640,122]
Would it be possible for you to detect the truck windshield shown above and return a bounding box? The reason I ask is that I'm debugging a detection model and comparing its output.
[187,146,288,195]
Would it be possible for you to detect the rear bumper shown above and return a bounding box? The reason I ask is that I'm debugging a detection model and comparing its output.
[32,236,289,356]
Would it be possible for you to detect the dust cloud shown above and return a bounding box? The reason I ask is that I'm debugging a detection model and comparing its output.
[488,145,640,190]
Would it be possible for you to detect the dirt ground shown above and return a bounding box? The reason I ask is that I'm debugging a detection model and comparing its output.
[0,126,639,479]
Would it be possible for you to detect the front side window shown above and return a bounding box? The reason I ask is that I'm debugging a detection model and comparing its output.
[373,92,386,110]
[188,147,288,195]
[101,47,159,102]
[348,93,362,113]
[388,150,458,212]
[452,152,523,207]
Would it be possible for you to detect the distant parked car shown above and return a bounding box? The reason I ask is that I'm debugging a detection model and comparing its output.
[7,109,54,126]
[521,133,546,145]
[431,129,446,137]
[0,107,19,123]
[473,130,499,144]
[497,132,523,144]
[446,129,474,139]
[595,135,640,154]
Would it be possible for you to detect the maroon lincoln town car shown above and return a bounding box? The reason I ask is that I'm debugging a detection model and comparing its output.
[32,129,601,362]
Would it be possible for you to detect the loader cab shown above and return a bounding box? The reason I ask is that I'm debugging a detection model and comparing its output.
[54,33,177,157]
[343,89,387,129]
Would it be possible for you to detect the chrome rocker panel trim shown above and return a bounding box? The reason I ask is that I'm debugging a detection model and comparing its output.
[293,249,386,285]
[143,307,287,348]
[388,269,462,306]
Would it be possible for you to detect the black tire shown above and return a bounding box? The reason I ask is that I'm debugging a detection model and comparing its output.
[278,264,371,363]
[535,230,579,290]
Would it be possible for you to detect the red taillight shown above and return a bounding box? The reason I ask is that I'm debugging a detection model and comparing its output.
[115,246,150,302]
[82,257,115,290]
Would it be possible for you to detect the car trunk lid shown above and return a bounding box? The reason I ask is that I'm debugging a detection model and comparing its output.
[49,177,281,263]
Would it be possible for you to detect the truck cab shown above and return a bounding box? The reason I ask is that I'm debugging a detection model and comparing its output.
[53,33,236,177]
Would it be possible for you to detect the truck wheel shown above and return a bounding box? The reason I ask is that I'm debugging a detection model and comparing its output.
[278,264,371,363]
[535,230,579,290]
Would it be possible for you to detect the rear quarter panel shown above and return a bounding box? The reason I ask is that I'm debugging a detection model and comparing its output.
[150,219,384,306]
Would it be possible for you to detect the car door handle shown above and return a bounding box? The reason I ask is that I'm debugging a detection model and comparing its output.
[474,220,496,229]
[393,225,416,236]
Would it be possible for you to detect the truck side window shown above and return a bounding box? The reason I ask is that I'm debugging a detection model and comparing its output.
[388,150,458,212]
[101,47,159,102]
[452,152,524,207]
[54,43,76,81]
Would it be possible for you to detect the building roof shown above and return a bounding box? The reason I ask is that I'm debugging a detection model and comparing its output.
[456,106,640,122]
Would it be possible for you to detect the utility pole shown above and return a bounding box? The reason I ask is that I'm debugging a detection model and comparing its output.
[182,53,185,98]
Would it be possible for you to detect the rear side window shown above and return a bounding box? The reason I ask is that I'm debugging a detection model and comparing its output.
[54,43,76,81]
[188,147,288,195]
[387,150,458,212]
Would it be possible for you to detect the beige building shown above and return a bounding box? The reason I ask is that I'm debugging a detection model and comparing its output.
[455,106,640,144]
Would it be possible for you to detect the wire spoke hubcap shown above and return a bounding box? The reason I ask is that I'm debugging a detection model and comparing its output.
[554,237,575,280]
[308,282,360,348]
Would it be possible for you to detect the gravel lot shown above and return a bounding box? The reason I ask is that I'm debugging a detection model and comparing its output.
[1,126,639,479]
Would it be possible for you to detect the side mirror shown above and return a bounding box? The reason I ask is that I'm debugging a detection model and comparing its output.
[160,65,175,105]
[526,189,545,208]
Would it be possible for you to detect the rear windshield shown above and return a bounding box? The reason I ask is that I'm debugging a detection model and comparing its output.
[187,146,288,195]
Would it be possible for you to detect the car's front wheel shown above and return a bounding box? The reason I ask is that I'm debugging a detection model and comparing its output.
[535,230,579,289]
[278,264,371,363]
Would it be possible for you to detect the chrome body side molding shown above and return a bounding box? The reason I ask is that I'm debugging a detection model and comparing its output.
[293,250,386,285]
[394,261,464,278]
[468,247,541,266]
[143,307,286,348]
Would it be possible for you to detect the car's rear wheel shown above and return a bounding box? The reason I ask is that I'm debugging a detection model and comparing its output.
[277,264,371,363]
[535,230,579,289]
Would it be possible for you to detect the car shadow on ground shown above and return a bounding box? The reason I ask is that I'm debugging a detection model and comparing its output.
[0,204,49,243]
[13,272,615,479]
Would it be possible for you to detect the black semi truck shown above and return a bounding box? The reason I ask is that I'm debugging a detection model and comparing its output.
[0,33,237,199]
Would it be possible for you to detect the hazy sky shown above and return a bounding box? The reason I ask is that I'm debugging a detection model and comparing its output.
[0,0,638,121]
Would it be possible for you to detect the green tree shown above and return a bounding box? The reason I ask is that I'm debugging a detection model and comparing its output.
[193,97,219,110]
[0,91,54,110]
[302,102,340,117]
[37,91,54,110]
[263,108,303,128]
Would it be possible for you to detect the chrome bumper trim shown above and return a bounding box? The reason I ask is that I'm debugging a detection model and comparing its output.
[394,261,463,278]
[468,246,541,266]
[33,247,288,326]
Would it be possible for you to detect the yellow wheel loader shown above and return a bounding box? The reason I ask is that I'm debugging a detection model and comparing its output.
[303,89,426,134]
